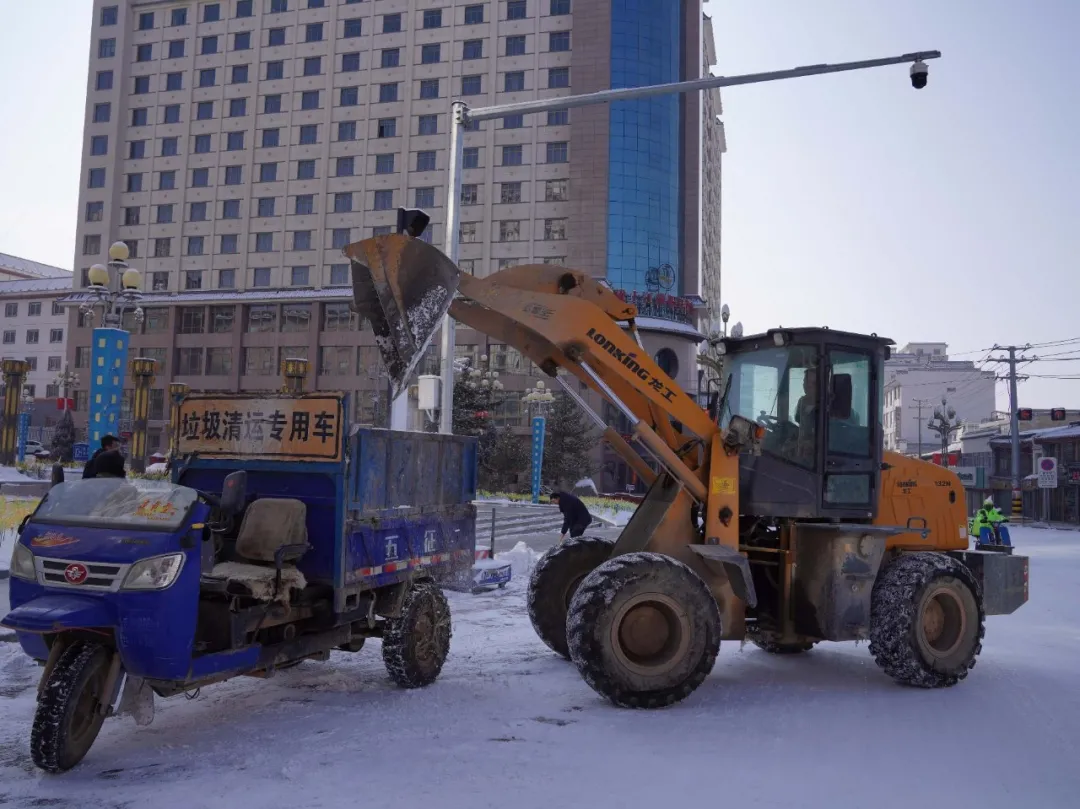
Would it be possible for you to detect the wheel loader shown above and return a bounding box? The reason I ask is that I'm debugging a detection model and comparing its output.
[345,234,1030,709]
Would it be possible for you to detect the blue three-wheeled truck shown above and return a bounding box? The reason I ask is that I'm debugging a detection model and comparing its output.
[3,391,480,772]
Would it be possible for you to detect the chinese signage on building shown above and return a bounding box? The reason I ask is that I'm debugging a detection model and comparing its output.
[177,394,344,461]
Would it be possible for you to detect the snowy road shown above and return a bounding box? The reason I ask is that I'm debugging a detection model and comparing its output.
[2,528,1078,809]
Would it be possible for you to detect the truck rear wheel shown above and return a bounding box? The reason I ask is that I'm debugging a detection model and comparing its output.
[31,640,112,773]
[869,552,984,688]
[528,535,615,659]
[383,580,451,688]
[566,552,720,709]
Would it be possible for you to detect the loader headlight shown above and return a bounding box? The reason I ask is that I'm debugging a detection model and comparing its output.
[9,544,36,582]
[121,553,185,591]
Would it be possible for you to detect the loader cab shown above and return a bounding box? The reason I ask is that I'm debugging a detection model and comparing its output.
[716,328,892,522]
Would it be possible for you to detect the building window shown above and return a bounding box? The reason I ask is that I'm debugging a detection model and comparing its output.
[463,40,483,61]
[463,147,479,169]
[375,153,395,174]
[262,128,280,147]
[343,18,362,37]
[374,190,394,210]
[506,35,525,57]
[231,65,249,84]
[419,79,440,100]
[500,182,522,204]
[163,105,181,124]
[126,173,143,193]
[461,184,478,205]
[282,304,311,331]
[414,187,435,208]
[184,270,203,290]
[47,328,62,344]
[319,346,353,376]
[301,90,320,110]
[421,43,441,64]
[236,0,253,17]
[499,221,521,241]
[545,179,568,201]
[266,61,283,80]
[377,118,397,138]
[218,268,236,289]
[243,347,274,375]
[503,114,524,129]
[461,75,482,96]
[264,94,282,114]
[26,329,38,344]
[48,356,62,372]
[86,201,104,223]
[201,36,218,55]
[171,8,188,25]
[340,86,359,107]
[196,101,214,120]
[124,206,142,226]
[268,27,286,46]
[271,0,288,10]
[306,22,324,42]
[222,201,242,221]
[379,83,399,103]
[255,232,274,252]
[101,5,119,25]
[98,38,116,59]
[187,236,204,256]
[342,51,361,72]
[87,168,106,188]
[153,238,172,258]
[251,268,271,288]
[303,56,321,77]
[234,31,251,50]
[546,141,568,163]
[177,348,204,376]
[226,131,245,151]
[502,144,523,166]
[129,140,146,159]
[83,235,101,256]
[259,162,278,182]
[290,266,310,286]
[549,31,570,51]
[338,121,357,141]
[418,114,438,135]
[544,219,567,240]
[28,302,42,317]
[93,103,111,123]
[206,348,232,376]
[156,203,174,223]
[96,70,113,90]
[224,165,243,185]
[331,228,351,250]
[548,67,569,88]
[257,197,275,217]
[550,0,570,15]
[507,1,527,20]
[547,108,568,126]
[292,230,312,251]
[299,124,318,145]
[381,48,400,68]
[1,331,13,344]
[297,160,316,180]
[504,71,525,92]
[90,135,109,157]
[136,43,153,62]
[416,150,436,172]
[162,136,180,157]
[228,98,247,117]
[329,265,350,286]
[464,4,484,24]
[165,72,183,91]
[383,13,402,33]
[460,222,479,243]
[134,76,151,95]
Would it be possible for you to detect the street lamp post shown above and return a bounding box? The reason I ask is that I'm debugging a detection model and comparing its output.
[80,242,144,450]
[129,357,158,473]
[431,49,941,435]
[927,397,963,465]
[522,381,555,504]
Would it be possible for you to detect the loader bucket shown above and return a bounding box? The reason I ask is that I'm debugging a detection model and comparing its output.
[344,235,461,397]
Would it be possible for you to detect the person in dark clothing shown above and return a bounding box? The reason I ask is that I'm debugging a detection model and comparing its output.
[550,491,592,542]
[94,449,127,479]
[83,435,120,479]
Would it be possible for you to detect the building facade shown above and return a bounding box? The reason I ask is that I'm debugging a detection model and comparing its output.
[0,276,75,401]
[68,0,723,486]
[882,342,996,457]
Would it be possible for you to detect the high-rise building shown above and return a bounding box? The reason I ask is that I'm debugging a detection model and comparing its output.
[67,0,723,488]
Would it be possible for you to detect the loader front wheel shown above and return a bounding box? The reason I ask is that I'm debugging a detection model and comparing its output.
[869,552,984,688]
[566,552,720,709]
[528,535,615,659]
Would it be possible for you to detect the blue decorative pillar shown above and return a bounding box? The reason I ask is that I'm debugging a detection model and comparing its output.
[531,415,547,504]
[17,410,30,463]
[89,327,130,446]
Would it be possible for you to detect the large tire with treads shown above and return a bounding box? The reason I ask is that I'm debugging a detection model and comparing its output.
[527,535,615,659]
[382,579,452,688]
[869,552,984,688]
[32,641,112,773]
[566,552,721,709]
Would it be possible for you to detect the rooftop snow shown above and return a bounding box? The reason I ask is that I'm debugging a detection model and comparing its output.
[0,276,74,295]
[0,252,71,279]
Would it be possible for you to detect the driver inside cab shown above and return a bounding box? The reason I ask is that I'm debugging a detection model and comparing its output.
[791,367,818,461]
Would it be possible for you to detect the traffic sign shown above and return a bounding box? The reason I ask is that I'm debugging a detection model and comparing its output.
[1037,457,1058,489]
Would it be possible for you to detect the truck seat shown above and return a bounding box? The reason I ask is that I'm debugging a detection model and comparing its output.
[203,498,309,603]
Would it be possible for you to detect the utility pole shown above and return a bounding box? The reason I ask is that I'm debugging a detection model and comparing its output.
[909,399,934,458]
[986,345,1032,519]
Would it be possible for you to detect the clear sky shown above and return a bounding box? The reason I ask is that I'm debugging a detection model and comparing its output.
[0,1,1076,409]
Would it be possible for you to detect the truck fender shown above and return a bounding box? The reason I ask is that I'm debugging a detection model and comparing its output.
[688,543,758,608]
[374,579,411,619]
[1,594,116,635]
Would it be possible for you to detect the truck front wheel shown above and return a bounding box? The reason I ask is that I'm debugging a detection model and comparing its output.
[566,552,720,709]
[382,580,452,688]
[31,640,113,773]
[869,552,984,688]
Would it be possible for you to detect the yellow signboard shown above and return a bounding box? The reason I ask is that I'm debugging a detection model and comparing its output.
[177,394,345,462]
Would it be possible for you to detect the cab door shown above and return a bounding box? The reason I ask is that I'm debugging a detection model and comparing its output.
[822,347,878,517]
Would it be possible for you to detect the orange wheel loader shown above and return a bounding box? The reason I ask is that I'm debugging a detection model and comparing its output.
[346,234,1030,709]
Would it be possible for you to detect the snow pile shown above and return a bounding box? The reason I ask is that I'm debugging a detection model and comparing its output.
[591,507,633,527]
[0,465,36,484]
[572,477,598,496]
[497,540,542,575]
[145,462,168,475]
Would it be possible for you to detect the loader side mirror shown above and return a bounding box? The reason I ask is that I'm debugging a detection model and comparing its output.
[829,374,852,419]
[396,207,430,239]
[219,470,248,517]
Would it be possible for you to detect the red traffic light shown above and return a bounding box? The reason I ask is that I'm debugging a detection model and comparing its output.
[1018,408,1033,421]
[1051,408,1067,421]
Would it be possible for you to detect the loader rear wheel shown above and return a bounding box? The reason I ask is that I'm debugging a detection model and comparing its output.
[566,552,720,709]
[869,552,984,688]
[382,580,451,688]
[527,535,615,659]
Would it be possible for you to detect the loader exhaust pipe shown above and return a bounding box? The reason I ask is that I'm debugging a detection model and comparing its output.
[343,235,461,398]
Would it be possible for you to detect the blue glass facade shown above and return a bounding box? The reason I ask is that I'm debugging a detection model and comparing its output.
[607,0,683,295]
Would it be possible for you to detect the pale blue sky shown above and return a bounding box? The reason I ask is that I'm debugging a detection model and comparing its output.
[0,1,1075,408]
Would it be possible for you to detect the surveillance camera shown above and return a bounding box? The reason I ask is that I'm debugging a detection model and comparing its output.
[910,60,928,90]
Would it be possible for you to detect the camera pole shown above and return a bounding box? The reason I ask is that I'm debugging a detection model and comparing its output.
[434,49,942,435]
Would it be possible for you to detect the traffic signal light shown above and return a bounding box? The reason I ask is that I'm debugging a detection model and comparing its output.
[1018,408,1033,421]
[396,207,430,239]
[1051,408,1067,421]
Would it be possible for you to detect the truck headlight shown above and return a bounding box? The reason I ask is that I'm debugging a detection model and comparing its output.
[121,553,185,591]
[9,544,36,581]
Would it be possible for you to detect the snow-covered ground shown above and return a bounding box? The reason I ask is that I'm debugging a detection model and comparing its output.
[1,528,1078,809]
[0,465,36,484]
